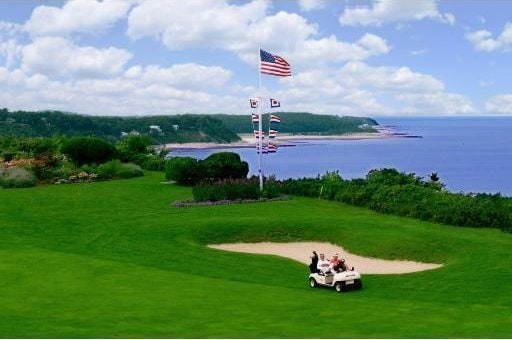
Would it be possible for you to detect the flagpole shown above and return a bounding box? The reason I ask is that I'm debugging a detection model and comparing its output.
[258,48,263,191]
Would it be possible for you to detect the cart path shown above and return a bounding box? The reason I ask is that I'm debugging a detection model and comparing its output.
[208,242,443,274]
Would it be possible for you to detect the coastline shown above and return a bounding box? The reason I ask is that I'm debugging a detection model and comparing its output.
[163,128,415,150]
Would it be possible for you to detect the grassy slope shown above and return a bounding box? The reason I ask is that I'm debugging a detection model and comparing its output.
[0,173,511,338]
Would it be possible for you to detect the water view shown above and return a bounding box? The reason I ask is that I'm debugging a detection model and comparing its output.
[170,117,512,195]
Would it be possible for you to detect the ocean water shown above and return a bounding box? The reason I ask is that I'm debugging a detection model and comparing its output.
[169,117,512,195]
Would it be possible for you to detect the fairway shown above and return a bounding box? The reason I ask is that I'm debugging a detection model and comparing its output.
[1,173,511,338]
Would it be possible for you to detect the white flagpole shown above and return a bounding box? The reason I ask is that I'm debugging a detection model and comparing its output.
[258,48,263,191]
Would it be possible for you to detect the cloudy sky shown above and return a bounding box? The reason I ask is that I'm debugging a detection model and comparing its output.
[0,0,511,116]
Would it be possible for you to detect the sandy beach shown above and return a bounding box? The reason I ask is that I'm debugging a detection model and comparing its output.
[163,130,403,150]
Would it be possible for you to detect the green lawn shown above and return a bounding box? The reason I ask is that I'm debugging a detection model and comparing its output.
[1,173,511,338]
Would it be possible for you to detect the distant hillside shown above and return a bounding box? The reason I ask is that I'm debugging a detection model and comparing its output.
[0,109,379,143]
[0,109,240,144]
[213,112,379,135]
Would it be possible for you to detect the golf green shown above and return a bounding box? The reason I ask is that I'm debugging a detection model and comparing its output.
[1,172,511,338]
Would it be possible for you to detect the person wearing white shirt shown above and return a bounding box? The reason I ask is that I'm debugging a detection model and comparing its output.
[316,253,331,274]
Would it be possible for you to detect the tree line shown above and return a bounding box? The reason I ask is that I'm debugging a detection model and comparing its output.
[0,109,379,143]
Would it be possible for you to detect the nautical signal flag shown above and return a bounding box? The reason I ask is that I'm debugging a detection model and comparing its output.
[269,129,278,138]
[260,49,291,77]
[270,98,280,108]
[254,130,265,139]
[255,143,268,154]
[270,114,281,123]
[252,113,259,123]
[268,143,277,153]
[250,99,258,108]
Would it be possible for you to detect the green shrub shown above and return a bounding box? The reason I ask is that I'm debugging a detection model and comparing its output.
[141,155,166,171]
[279,168,512,232]
[165,157,203,185]
[0,166,37,188]
[201,152,248,180]
[133,154,166,171]
[97,160,143,180]
[262,176,281,199]
[192,179,260,202]
[116,135,154,163]
[61,137,116,166]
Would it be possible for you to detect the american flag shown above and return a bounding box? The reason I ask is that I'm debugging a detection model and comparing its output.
[260,49,291,77]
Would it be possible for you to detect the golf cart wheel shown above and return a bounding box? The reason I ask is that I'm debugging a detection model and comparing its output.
[354,279,363,290]
[334,281,345,293]
[309,277,317,288]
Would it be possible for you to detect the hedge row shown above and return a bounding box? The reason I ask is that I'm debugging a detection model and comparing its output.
[279,169,512,232]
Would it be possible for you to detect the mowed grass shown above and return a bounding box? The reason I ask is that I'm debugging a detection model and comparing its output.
[1,172,511,338]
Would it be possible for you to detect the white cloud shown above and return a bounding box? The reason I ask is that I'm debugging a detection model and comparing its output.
[127,0,269,50]
[338,61,444,93]
[339,0,455,26]
[410,49,428,56]
[25,0,133,36]
[124,63,232,90]
[479,80,493,88]
[275,62,474,116]
[394,92,475,115]
[0,0,478,117]
[21,37,133,78]
[127,0,390,69]
[297,0,325,12]
[485,94,512,114]
[0,21,24,69]
[465,22,512,52]
[0,62,237,115]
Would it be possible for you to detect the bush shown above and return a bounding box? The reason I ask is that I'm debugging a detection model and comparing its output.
[193,179,260,202]
[279,168,512,232]
[116,135,154,163]
[165,157,203,185]
[0,166,37,188]
[97,160,143,179]
[201,152,249,180]
[134,154,166,171]
[61,137,116,166]
[262,176,281,199]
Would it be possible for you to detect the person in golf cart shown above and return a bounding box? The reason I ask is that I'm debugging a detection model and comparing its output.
[316,253,331,274]
[330,253,354,272]
[309,251,319,273]
[330,253,345,272]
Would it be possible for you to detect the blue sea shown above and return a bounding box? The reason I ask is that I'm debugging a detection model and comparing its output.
[169,117,512,195]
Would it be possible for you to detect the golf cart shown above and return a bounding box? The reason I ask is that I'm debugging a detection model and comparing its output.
[309,270,363,292]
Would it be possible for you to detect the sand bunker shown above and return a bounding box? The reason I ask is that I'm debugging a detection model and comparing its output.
[209,242,442,274]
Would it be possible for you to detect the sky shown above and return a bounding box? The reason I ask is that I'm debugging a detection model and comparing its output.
[0,0,512,117]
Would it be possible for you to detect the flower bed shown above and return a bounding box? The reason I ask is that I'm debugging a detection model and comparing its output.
[172,195,289,208]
